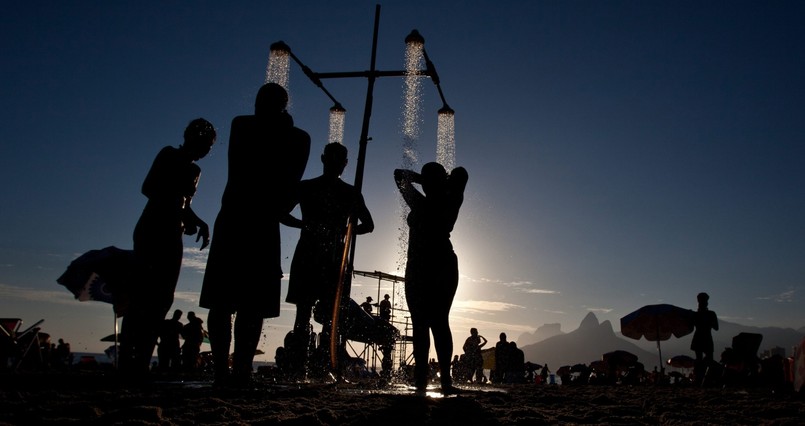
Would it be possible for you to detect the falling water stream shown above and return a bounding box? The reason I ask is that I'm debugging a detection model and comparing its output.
[436,108,455,171]
[266,48,290,88]
[396,39,425,278]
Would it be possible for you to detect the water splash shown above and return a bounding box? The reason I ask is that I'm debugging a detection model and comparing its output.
[436,108,455,171]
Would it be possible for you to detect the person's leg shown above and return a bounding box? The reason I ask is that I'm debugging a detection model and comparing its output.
[290,303,313,375]
[207,308,232,383]
[432,255,459,390]
[232,309,264,381]
[431,313,454,389]
[411,317,431,390]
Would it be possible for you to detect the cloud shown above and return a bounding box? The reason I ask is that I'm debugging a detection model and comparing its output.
[452,299,522,315]
[450,313,536,334]
[174,291,200,304]
[756,289,795,303]
[465,276,560,295]
[0,283,84,305]
[181,248,210,273]
[584,306,613,314]
[523,288,561,295]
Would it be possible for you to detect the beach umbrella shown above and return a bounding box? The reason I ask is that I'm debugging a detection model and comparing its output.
[620,304,695,371]
[667,354,695,369]
[525,362,541,373]
[602,350,639,369]
[56,246,136,316]
[100,334,118,343]
[589,360,608,373]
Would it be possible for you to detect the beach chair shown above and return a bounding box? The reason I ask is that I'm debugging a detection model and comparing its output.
[0,318,45,372]
[1,318,22,370]
[720,332,763,385]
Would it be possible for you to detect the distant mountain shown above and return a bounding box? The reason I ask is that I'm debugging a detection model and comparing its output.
[517,312,805,372]
[516,323,563,347]
[519,312,661,371]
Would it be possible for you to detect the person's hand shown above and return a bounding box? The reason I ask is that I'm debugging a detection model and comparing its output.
[197,223,210,250]
[184,223,198,236]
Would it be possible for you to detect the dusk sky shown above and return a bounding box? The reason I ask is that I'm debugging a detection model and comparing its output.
[2,1,803,363]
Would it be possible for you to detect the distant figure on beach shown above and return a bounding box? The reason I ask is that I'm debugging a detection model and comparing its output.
[360,296,374,314]
[158,309,183,372]
[493,332,509,383]
[508,341,526,383]
[55,338,72,370]
[181,311,204,372]
[691,292,718,385]
[283,142,374,375]
[451,354,461,381]
[463,327,487,383]
[397,163,467,393]
[200,82,310,387]
[120,118,215,376]
[378,294,392,321]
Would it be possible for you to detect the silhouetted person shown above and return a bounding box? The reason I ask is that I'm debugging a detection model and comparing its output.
[451,355,461,381]
[55,338,72,370]
[691,292,718,385]
[463,327,487,384]
[200,83,310,387]
[360,296,374,314]
[494,332,509,383]
[508,341,526,383]
[120,118,215,377]
[158,309,183,372]
[283,142,374,375]
[396,163,468,394]
[540,364,550,384]
[181,311,204,373]
[378,294,392,321]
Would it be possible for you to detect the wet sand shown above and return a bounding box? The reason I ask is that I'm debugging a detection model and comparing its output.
[1,372,804,425]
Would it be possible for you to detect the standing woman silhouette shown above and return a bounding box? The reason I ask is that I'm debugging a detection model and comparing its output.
[395,162,468,394]
[691,292,718,385]
[120,118,215,376]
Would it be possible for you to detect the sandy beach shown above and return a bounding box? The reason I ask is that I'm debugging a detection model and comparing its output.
[2,370,804,425]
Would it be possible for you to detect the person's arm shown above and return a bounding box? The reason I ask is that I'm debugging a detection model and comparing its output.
[182,206,210,250]
[354,193,374,235]
[394,168,424,208]
[448,166,468,193]
[479,335,488,348]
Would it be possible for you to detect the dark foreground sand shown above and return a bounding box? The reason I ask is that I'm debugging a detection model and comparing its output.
[2,372,804,425]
